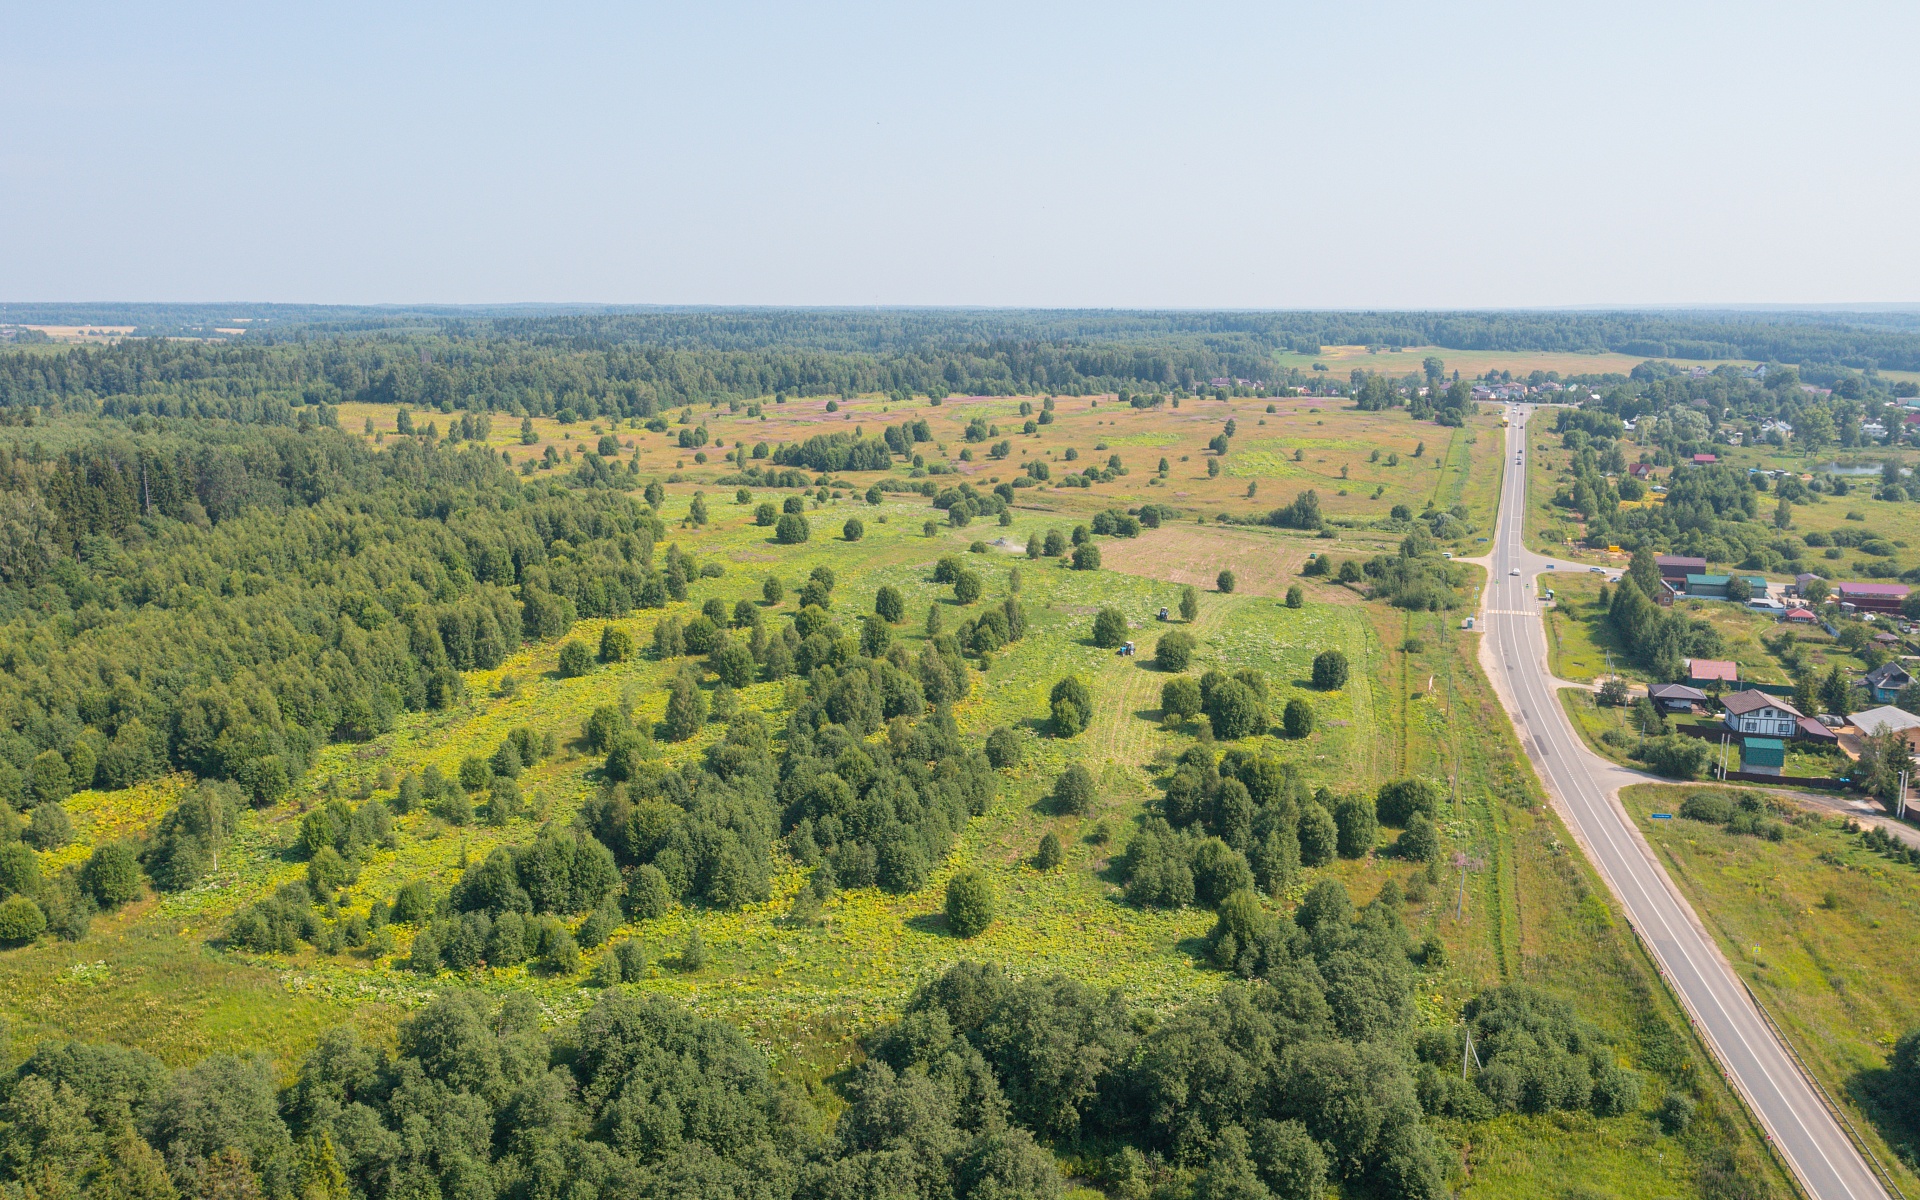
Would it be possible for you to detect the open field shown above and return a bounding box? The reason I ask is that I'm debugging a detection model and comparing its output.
[338,388,1508,541]
[1275,344,1713,381]
[1620,782,1920,1193]
[0,397,1789,1196]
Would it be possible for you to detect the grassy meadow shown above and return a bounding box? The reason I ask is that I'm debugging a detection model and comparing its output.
[1621,783,1920,1193]
[0,394,1795,1197]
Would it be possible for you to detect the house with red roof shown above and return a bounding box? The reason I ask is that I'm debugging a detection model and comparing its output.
[1691,453,1718,465]
[1783,607,1817,623]
[1686,658,1739,687]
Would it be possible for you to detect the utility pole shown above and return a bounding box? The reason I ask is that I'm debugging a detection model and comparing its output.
[1900,769,1909,821]
[1462,1025,1483,1080]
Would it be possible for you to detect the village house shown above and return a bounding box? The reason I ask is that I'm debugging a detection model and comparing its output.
[1863,661,1914,704]
[1686,658,1739,688]
[1647,682,1708,714]
[1721,690,1802,738]
[1656,554,1707,584]
[1837,582,1909,615]
[1852,705,1920,753]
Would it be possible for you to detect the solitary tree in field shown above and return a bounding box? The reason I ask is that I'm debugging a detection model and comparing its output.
[1283,697,1314,738]
[945,871,996,937]
[1180,586,1200,622]
[774,513,810,544]
[1050,675,1092,738]
[1052,764,1097,815]
[1312,650,1350,691]
[1217,570,1236,594]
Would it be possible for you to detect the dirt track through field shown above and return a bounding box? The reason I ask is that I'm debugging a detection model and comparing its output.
[1085,595,1246,786]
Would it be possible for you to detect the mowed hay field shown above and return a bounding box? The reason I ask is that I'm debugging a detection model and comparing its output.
[0,395,1788,1196]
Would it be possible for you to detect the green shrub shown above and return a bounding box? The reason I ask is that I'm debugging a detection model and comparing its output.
[1376,777,1444,826]
[1162,676,1201,721]
[25,802,71,851]
[598,627,633,663]
[1035,833,1063,871]
[1050,676,1091,738]
[0,895,48,945]
[624,864,673,919]
[985,727,1023,769]
[1333,795,1377,858]
[1217,570,1236,594]
[81,842,142,909]
[1282,697,1314,738]
[1093,608,1129,649]
[1311,650,1349,690]
[558,640,593,677]
[1052,764,1097,815]
[775,513,811,544]
[1679,793,1734,823]
[945,870,996,937]
[875,585,905,622]
[681,928,709,971]
[1396,813,1440,862]
[1156,630,1195,670]
[1638,733,1709,779]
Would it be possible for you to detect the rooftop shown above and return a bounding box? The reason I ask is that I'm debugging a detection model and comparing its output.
[1851,705,1920,734]
[1723,689,1801,718]
[1687,658,1739,681]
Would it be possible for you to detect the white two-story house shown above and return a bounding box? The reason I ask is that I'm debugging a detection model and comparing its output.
[1720,690,1802,738]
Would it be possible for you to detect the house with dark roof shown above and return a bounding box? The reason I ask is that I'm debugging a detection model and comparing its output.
[1863,661,1914,704]
[1686,573,1730,598]
[1795,716,1839,745]
[1648,682,1708,713]
[1656,554,1707,582]
[1721,690,1802,738]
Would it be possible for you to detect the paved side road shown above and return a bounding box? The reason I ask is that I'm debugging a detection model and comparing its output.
[1481,408,1887,1200]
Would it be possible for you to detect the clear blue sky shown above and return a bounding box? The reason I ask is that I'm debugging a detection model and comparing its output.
[2,1,1915,307]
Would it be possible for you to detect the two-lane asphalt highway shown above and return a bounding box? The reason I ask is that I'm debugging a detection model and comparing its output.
[1483,408,1886,1200]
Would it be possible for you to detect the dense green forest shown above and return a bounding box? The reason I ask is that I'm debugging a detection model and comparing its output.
[9,309,1920,422]
[0,896,1678,1200]
[0,424,669,814]
[10,304,1920,369]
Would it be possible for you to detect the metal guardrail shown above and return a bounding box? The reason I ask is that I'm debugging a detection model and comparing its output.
[1742,980,1909,1200]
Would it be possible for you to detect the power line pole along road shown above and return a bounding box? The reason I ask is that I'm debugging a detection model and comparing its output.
[1479,407,1887,1200]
